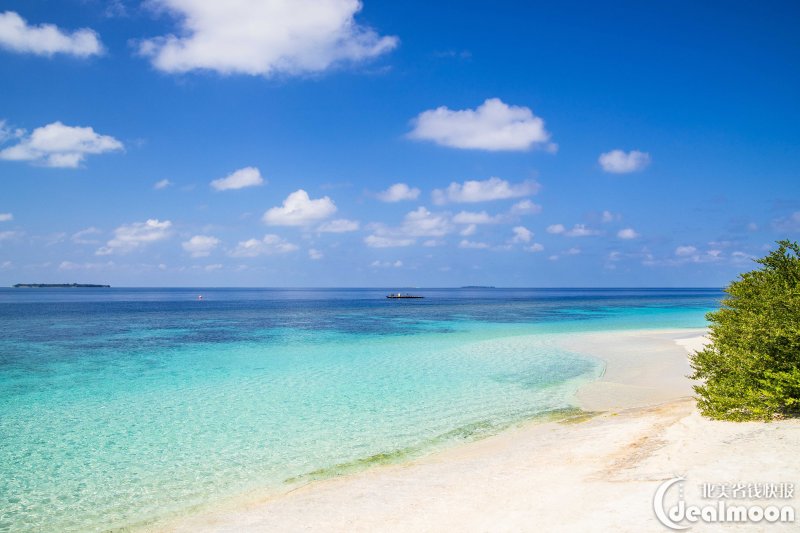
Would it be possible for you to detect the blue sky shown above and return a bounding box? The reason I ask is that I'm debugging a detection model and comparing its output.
[0,0,798,287]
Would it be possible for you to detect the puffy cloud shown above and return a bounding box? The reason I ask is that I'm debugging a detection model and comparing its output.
[459,239,490,249]
[401,207,451,236]
[452,210,501,225]
[0,11,102,57]
[525,243,544,253]
[230,234,298,257]
[675,245,697,257]
[71,226,101,244]
[154,179,173,190]
[460,224,477,236]
[0,230,20,241]
[601,210,622,223]
[510,199,542,216]
[263,189,337,226]
[377,183,420,202]
[0,121,123,168]
[548,224,601,237]
[511,226,533,243]
[308,248,323,260]
[409,98,554,151]
[364,234,414,248]
[598,149,651,173]
[317,218,359,233]
[433,177,539,205]
[210,166,264,191]
[96,219,172,255]
[0,213,12,222]
[617,228,639,240]
[138,0,397,76]
[182,235,220,257]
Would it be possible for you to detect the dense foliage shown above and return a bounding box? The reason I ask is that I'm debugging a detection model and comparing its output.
[690,240,800,421]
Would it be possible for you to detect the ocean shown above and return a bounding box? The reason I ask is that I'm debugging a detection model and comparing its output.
[0,288,720,531]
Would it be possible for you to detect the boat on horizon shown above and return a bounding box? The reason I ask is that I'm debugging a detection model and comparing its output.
[386,292,424,299]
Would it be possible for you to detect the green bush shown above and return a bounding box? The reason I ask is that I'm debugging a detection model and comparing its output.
[690,240,800,421]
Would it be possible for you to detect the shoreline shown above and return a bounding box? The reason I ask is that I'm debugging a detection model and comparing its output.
[156,327,800,532]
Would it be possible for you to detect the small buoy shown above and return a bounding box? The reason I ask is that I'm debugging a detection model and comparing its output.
[197,295,203,300]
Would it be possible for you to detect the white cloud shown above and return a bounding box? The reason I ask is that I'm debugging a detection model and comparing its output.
[58,260,114,271]
[204,263,223,271]
[377,183,420,202]
[263,189,337,226]
[598,149,651,173]
[317,218,359,233]
[511,226,533,243]
[546,224,565,234]
[452,210,501,225]
[401,207,451,236]
[773,211,800,232]
[308,248,323,260]
[675,245,697,257]
[459,239,490,249]
[364,234,414,248]
[230,234,298,257]
[565,224,600,237]
[0,213,12,222]
[210,166,264,191]
[138,0,398,76]
[617,228,639,240]
[566,247,581,255]
[432,177,539,205]
[182,235,220,257]
[0,121,123,168]
[525,243,544,253]
[510,199,542,216]
[0,11,102,57]
[601,210,622,223]
[370,259,403,268]
[96,219,172,255]
[460,224,477,236]
[154,179,172,190]
[71,226,101,244]
[0,230,19,241]
[409,98,555,151]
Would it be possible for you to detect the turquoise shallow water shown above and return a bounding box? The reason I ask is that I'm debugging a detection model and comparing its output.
[0,288,719,531]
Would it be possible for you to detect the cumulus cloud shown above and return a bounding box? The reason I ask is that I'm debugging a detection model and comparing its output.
[548,223,601,237]
[0,121,123,168]
[525,243,544,253]
[138,0,398,76]
[452,210,501,225]
[617,228,639,239]
[317,218,359,233]
[432,177,539,205]
[182,235,220,257]
[0,11,102,57]
[0,213,12,222]
[96,219,172,255]
[308,248,323,260]
[401,207,451,237]
[154,178,173,190]
[459,239,490,249]
[460,224,477,236]
[510,199,542,216]
[675,245,698,257]
[230,234,298,257]
[511,226,533,243]
[377,183,420,202]
[598,149,651,173]
[210,166,264,191]
[364,234,414,248]
[409,98,554,151]
[263,189,337,226]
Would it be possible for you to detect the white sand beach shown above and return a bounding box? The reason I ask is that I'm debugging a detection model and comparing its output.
[165,329,800,532]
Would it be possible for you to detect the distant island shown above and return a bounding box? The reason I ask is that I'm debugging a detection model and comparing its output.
[460,286,496,289]
[13,283,111,288]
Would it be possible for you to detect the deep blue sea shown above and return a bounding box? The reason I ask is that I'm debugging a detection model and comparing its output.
[0,288,721,531]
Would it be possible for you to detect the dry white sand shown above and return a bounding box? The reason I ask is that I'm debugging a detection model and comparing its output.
[164,329,800,533]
